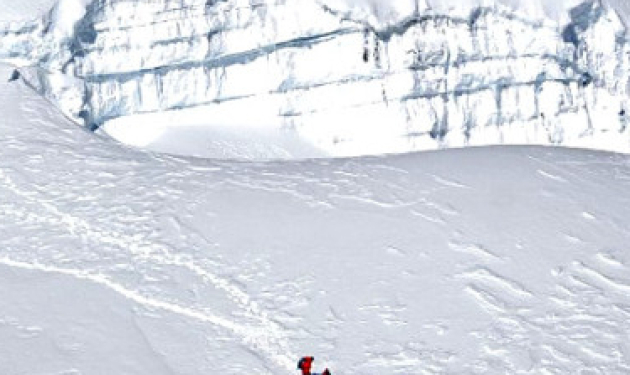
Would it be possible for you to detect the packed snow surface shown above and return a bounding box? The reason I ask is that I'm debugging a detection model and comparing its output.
[2,1,630,374]
[0,0,58,22]
[1,0,630,158]
[2,59,630,374]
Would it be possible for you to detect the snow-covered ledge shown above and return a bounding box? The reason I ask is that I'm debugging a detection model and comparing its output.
[1,0,630,159]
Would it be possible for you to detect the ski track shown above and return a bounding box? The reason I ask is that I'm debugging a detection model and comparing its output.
[536,169,568,183]
[0,256,296,370]
[0,165,297,371]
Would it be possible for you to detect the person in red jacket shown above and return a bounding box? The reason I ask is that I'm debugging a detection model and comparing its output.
[298,357,331,375]
[298,356,314,375]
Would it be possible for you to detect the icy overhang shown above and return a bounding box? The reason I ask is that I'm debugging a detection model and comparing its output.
[1,0,630,159]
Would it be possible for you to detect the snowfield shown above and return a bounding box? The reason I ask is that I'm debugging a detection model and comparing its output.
[2,1,630,374]
[2,60,630,374]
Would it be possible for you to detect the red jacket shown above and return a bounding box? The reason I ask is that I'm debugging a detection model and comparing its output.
[298,357,314,375]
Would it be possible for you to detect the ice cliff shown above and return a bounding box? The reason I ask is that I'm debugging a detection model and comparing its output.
[1,0,630,157]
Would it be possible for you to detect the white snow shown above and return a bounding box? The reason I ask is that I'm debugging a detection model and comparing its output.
[45,0,90,37]
[2,0,630,159]
[329,0,630,26]
[326,0,584,25]
[2,1,630,374]
[0,0,57,22]
[2,57,630,374]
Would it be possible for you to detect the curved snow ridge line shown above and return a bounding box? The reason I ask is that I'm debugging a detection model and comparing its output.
[595,252,626,268]
[457,267,535,299]
[464,284,513,313]
[0,166,296,368]
[573,261,630,293]
[0,256,296,371]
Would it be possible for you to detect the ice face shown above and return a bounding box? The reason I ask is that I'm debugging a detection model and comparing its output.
[1,0,629,158]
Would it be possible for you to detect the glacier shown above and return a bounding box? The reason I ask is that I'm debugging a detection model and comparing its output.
[1,0,630,158]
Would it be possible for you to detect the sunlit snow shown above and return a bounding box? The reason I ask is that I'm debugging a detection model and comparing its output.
[1,1,630,375]
[2,0,630,158]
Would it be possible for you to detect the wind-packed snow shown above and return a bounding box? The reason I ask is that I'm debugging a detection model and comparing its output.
[2,57,630,374]
[0,0,57,22]
[2,1,630,374]
[1,0,630,158]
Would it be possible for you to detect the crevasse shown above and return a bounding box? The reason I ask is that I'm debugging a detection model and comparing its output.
[1,0,629,157]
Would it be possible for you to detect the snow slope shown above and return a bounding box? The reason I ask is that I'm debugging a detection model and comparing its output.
[2,58,630,374]
[2,0,630,158]
[0,0,57,22]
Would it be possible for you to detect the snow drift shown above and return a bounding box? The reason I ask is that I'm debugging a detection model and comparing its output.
[1,0,630,159]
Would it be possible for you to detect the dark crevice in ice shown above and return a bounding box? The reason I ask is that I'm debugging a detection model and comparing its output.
[78,28,357,84]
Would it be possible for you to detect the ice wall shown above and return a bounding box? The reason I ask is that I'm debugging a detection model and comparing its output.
[1,0,629,157]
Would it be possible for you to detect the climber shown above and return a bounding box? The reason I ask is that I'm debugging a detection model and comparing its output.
[298,356,331,375]
[298,357,313,375]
